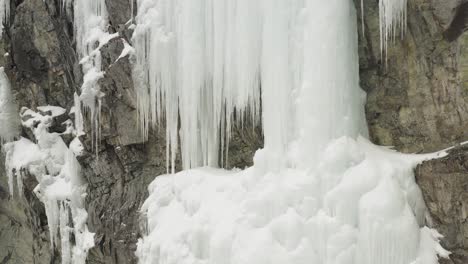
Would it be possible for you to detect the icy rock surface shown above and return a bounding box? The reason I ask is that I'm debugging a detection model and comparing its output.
[62,0,117,153]
[4,106,94,264]
[136,0,448,264]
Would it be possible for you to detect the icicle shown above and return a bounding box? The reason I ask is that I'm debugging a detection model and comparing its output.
[133,0,265,170]
[73,92,84,136]
[0,67,19,143]
[0,0,9,37]
[379,0,408,57]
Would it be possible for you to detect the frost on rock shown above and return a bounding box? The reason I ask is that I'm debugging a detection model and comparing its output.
[0,67,19,143]
[136,0,448,264]
[63,0,117,154]
[4,107,94,264]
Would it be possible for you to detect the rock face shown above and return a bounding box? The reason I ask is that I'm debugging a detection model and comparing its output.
[0,0,467,263]
[357,0,468,154]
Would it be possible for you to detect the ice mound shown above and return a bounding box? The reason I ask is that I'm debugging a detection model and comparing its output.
[137,137,449,264]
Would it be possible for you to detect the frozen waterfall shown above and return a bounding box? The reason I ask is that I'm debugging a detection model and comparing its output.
[134,0,449,264]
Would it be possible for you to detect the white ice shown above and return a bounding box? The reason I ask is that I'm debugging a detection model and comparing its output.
[0,0,9,37]
[136,0,448,264]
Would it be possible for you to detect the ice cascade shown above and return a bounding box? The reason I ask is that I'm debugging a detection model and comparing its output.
[136,0,449,264]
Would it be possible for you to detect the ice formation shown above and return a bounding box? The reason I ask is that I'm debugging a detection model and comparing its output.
[132,0,406,170]
[63,0,117,154]
[0,0,9,37]
[132,0,265,170]
[0,67,19,143]
[4,107,94,264]
[136,0,448,264]
[379,0,408,54]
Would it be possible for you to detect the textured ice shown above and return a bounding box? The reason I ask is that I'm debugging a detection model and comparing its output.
[136,0,448,264]
[138,138,448,264]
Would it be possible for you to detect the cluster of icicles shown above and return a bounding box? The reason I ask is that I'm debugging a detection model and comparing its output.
[132,0,408,171]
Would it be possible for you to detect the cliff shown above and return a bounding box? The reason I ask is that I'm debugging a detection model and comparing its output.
[0,0,466,263]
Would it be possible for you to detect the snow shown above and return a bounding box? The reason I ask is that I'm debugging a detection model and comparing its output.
[138,138,447,264]
[37,105,67,117]
[116,39,135,62]
[0,67,19,143]
[4,107,94,264]
[136,0,447,264]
